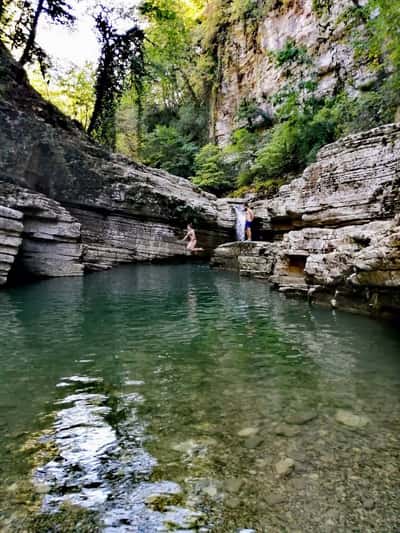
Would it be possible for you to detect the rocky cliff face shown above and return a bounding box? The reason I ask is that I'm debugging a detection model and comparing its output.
[212,122,400,320]
[0,205,23,285]
[0,44,232,285]
[213,0,377,144]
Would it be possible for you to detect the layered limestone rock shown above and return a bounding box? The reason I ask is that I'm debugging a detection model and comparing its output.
[212,123,400,319]
[0,183,83,281]
[211,241,277,278]
[0,43,231,281]
[0,205,23,285]
[213,0,377,144]
[254,123,400,232]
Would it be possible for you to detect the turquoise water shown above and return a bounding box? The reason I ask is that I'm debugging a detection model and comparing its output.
[0,264,399,532]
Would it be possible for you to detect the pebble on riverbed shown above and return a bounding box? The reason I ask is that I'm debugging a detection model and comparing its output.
[285,410,318,425]
[274,424,301,438]
[275,458,295,477]
[237,427,259,438]
[335,410,369,428]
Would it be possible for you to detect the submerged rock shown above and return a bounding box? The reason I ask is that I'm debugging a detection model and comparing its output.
[237,427,259,438]
[275,458,295,477]
[335,410,370,428]
[274,424,301,438]
[286,411,318,425]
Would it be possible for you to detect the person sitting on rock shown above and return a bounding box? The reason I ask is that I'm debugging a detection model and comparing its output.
[182,223,204,253]
[244,203,255,241]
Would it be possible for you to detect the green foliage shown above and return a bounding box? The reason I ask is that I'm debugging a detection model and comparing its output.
[312,0,332,17]
[230,0,260,23]
[141,125,198,178]
[237,95,338,186]
[192,143,233,194]
[201,0,230,50]
[242,121,298,184]
[274,39,309,67]
[29,62,95,129]
[236,98,272,130]
[226,127,259,180]
[88,8,145,149]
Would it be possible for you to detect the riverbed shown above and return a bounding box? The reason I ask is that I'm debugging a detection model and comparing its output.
[0,264,399,531]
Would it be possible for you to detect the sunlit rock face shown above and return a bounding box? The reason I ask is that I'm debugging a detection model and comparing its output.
[0,43,231,282]
[212,0,378,145]
[212,123,400,319]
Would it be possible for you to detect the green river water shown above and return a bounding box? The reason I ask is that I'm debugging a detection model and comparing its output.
[0,263,399,532]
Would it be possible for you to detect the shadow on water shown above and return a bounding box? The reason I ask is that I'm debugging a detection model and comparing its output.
[0,264,399,531]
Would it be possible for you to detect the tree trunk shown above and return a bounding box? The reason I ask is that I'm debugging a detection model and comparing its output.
[19,0,45,67]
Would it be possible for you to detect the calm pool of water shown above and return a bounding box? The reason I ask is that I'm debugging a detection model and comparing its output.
[0,264,399,532]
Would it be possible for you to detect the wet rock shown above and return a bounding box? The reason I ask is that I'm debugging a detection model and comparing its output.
[225,496,241,509]
[266,494,287,506]
[363,498,375,510]
[243,435,264,449]
[275,458,295,477]
[290,477,308,491]
[335,410,369,428]
[163,507,206,530]
[145,491,183,512]
[237,427,259,438]
[192,478,222,499]
[286,411,318,425]
[274,424,301,438]
[0,183,83,282]
[171,438,215,457]
[224,478,244,494]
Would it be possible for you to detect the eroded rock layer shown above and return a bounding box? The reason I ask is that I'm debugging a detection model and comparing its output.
[0,43,231,283]
[0,183,83,282]
[213,0,381,144]
[212,124,400,319]
[0,205,23,285]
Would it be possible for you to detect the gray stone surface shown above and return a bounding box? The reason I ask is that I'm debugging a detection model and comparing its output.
[0,43,232,279]
[0,183,83,282]
[0,203,23,285]
[212,123,400,319]
[212,0,381,145]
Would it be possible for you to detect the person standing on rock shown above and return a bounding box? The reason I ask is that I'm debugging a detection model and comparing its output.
[182,223,204,253]
[244,204,255,241]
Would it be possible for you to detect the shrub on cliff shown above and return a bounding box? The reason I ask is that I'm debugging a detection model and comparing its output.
[141,125,198,178]
[192,143,234,194]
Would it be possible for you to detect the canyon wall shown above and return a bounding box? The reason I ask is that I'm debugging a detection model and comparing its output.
[212,0,378,144]
[0,44,232,285]
[212,122,400,319]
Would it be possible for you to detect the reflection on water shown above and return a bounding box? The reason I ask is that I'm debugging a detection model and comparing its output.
[0,264,399,532]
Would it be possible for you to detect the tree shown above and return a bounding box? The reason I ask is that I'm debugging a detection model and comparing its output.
[15,0,75,68]
[88,6,145,149]
[29,61,96,129]
[141,125,197,177]
[192,143,233,194]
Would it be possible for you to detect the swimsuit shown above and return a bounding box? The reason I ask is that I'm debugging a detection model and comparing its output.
[245,220,252,229]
